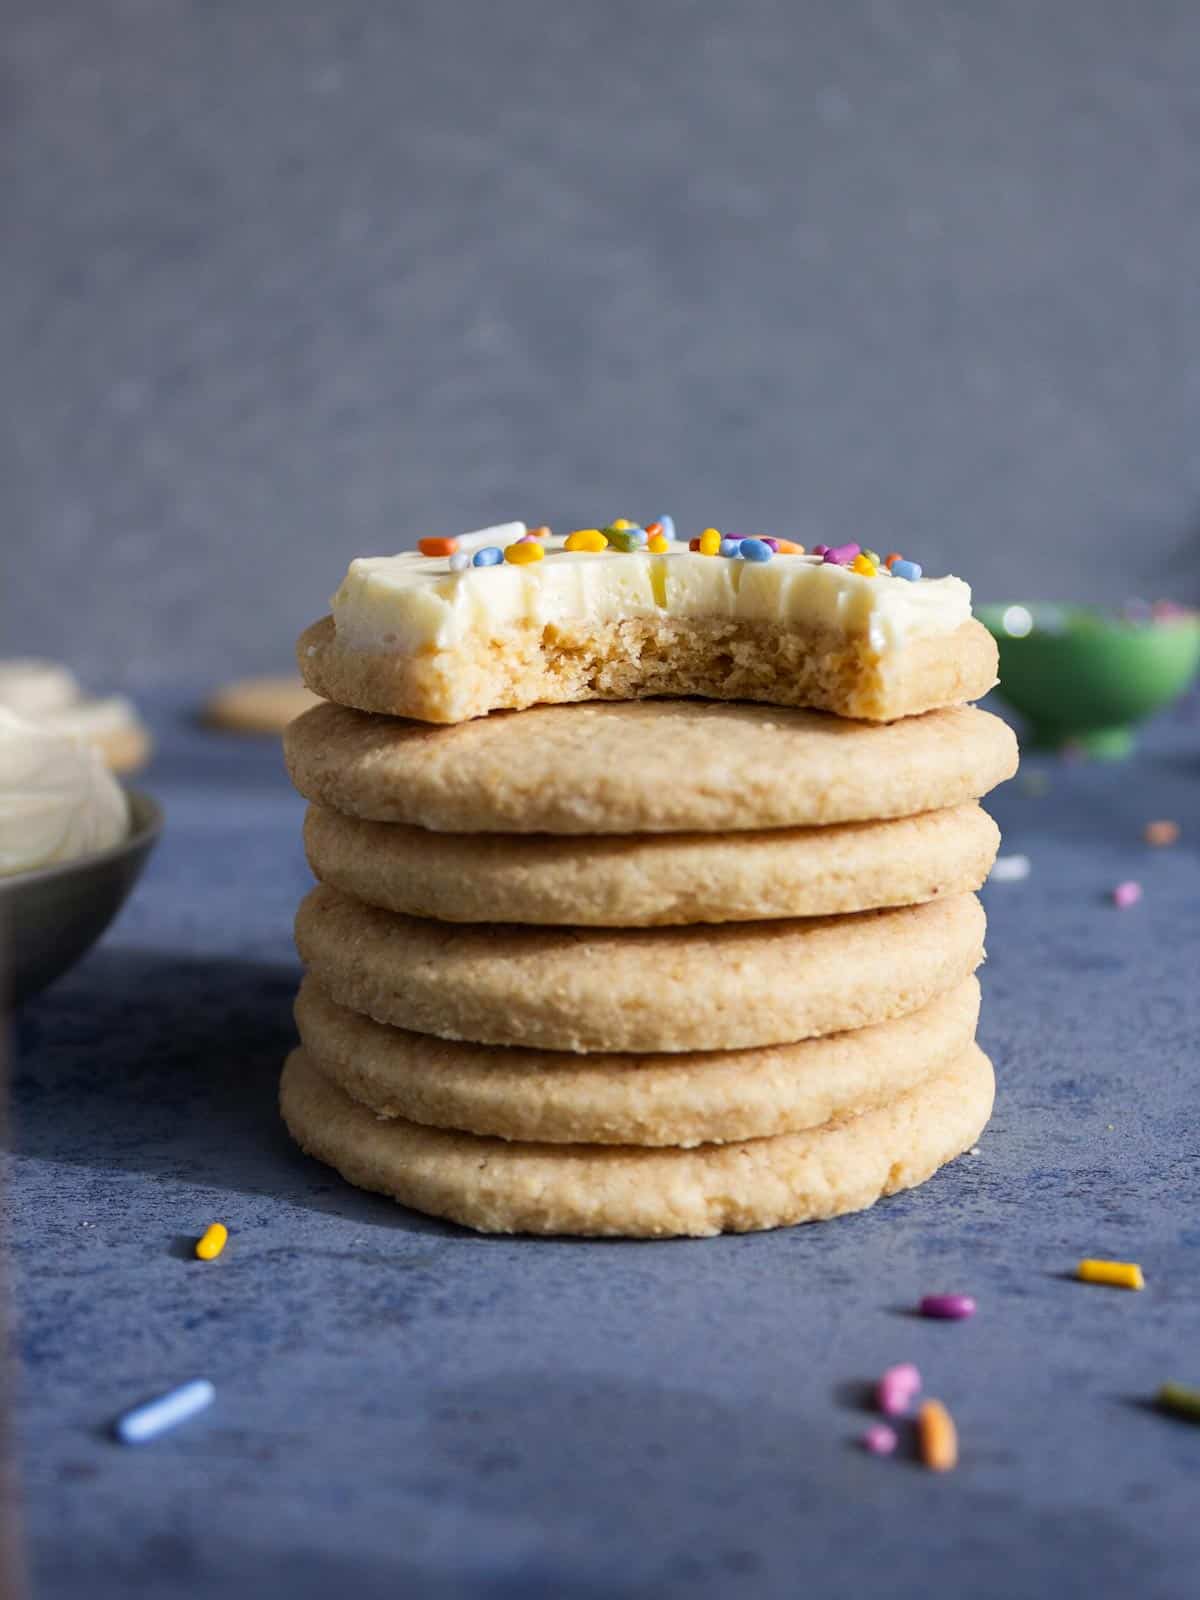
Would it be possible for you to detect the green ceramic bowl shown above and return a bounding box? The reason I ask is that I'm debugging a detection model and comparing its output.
[976,602,1200,759]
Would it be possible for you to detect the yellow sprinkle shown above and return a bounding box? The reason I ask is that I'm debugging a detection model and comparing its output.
[195,1223,228,1261]
[698,528,721,556]
[610,518,633,530]
[851,553,877,577]
[564,529,608,552]
[1077,1258,1144,1290]
[646,534,670,554]
[918,1399,958,1472]
[505,541,545,565]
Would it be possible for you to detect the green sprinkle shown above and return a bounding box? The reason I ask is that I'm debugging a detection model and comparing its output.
[1158,1381,1200,1422]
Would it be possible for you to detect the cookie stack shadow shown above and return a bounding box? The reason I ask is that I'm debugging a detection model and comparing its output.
[280,697,1018,1237]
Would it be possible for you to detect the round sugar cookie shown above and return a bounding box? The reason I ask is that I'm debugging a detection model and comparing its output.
[303,801,1000,926]
[279,1043,995,1237]
[284,698,1017,835]
[295,974,981,1146]
[294,884,986,1053]
[204,676,324,734]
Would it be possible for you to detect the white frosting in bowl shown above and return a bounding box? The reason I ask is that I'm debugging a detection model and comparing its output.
[0,708,129,878]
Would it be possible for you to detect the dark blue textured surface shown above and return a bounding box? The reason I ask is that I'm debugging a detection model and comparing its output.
[9,696,1200,1600]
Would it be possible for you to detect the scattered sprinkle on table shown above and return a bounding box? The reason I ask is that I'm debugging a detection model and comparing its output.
[861,1423,898,1455]
[920,1294,976,1320]
[1076,1258,1144,1291]
[990,854,1030,883]
[1158,1381,1200,1423]
[1144,820,1180,846]
[114,1379,215,1445]
[918,1399,958,1472]
[877,1363,922,1416]
[1112,880,1142,909]
[195,1222,228,1261]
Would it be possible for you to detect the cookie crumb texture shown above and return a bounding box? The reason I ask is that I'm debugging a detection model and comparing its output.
[298,613,998,725]
[279,1043,994,1237]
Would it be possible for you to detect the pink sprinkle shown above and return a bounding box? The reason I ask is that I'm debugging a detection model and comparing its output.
[920,1294,976,1320]
[861,1423,898,1456]
[761,537,780,552]
[1112,880,1142,909]
[516,532,539,543]
[823,542,861,565]
[876,1362,922,1415]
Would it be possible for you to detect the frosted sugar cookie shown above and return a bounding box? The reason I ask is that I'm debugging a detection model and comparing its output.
[298,523,997,724]
[295,974,981,1146]
[279,1042,995,1237]
[285,698,1017,835]
[294,884,986,1053]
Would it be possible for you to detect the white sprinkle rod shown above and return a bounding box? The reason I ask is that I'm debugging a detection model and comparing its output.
[114,1379,215,1444]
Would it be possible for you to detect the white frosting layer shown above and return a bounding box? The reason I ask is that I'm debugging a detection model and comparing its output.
[0,659,82,717]
[331,525,972,656]
[0,709,129,878]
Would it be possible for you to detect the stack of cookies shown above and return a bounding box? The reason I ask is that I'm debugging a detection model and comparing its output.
[280,522,1017,1237]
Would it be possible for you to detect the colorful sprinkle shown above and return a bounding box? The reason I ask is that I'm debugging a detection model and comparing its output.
[739,538,773,563]
[850,553,877,577]
[812,544,828,557]
[525,525,551,540]
[608,527,647,552]
[1144,820,1180,846]
[862,548,881,564]
[1077,1259,1144,1290]
[565,529,608,552]
[698,528,722,557]
[195,1223,227,1261]
[876,1363,922,1417]
[861,1423,898,1456]
[719,538,742,558]
[919,1294,976,1320]
[472,546,503,567]
[646,534,670,554]
[990,854,1031,883]
[1158,1381,1200,1422]
[776,539,805,555]
[418,537,459,558]
[114,1379,215,1445]
[447,551,472,572]
[608,519,633,531]
[647,516,676,541]
[505,540,544,565]
[891,559,923,581]
[822,542,861,566]
[760,538,780,552]
[884,552,902,569]
[1112,881,1142,909]
[918,1399,958,1472]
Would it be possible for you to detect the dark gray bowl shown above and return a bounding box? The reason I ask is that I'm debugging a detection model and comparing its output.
[0,790,163,1008]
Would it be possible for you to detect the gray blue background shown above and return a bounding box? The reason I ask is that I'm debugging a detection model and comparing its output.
[4,0,1200,682]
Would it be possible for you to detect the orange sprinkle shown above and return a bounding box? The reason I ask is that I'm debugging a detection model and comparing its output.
[1145,820,1180,846]
[884,552,902,569]
[526,525,551,540]
[645,522,663,537]
[418,537,459,558]
[918,1399,958,1472]
[776,539,805,554]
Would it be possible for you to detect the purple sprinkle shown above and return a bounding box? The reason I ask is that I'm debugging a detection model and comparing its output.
[823,542,861,566]
[861,1423,898,1456]
[761,537,780,552]
[812,544,828,557]
[919,1294,976,1320]
[1112,880,1142,909]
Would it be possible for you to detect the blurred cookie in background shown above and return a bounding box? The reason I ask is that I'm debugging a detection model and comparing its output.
[0,659,151,774]
[203,675,323,735]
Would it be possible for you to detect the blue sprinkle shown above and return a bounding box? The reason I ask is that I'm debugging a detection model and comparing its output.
[473,546,503,567]
[115,1379,215,1445]
[656,515,676,541]
[891,559,922,581]
[719,538,743,558]
[739,538,774,563]
[447,552,471,572]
